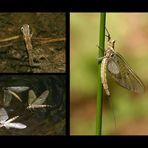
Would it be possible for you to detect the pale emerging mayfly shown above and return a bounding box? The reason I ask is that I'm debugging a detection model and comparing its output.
[0,108,26,129]
[3,86,29,107]
[98,28,144,96]
[27,89,51,109]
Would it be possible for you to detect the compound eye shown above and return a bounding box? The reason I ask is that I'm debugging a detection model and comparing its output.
[21,27,24,32]
[110,53,114,57]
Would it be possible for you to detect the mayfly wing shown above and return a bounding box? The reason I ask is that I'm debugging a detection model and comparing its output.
[8,86,29,93]
[107,51,145,93]
[28,90,37,104]
[32,90,49,105]
[3,90,12,107]
[0,108,8,123]
[4,122,27,129]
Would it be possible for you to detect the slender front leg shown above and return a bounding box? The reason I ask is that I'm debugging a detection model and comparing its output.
[97,57,104,64]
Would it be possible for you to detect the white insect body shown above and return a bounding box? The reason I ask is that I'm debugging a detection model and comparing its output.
[3,86,29,106]
[0,108,26,129]
[27,90,50,109]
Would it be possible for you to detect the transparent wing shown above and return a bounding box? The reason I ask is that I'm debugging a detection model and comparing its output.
[28,90,37,104]
[108,59,120,74]
[107,52,145,93]
[0,108,8,123]
[32,90,49,105]
[3,90,12,107]
[4,123,27,129]
[8,86,29,93]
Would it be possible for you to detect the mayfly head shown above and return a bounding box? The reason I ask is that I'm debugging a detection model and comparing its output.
[21,24,30,37]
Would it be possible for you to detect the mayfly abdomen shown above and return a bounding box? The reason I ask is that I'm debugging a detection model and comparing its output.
[21,24,33,50]
[27,104,50,109]
[21,24,33,66]
[101,57,110,96]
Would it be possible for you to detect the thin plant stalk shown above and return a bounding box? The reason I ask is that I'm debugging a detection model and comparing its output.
[96,13,106,135]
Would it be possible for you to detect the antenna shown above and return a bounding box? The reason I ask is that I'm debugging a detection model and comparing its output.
[105,27,111,41]
[105,27,116,49]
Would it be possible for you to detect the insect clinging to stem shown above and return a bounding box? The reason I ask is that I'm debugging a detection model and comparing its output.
[98,28,145,96]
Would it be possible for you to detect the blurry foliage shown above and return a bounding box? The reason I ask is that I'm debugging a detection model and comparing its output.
[70,13,148,135]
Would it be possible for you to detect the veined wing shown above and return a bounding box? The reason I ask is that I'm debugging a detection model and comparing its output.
[32,90,49,105]
[28,90,37,104]
[8,86,29,93]
[4,122,26,129]
[0,108,8,123]
[107,52,144,93]
[3,90,12,107]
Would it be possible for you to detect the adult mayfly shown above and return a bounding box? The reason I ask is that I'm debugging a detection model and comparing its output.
[98,28,144,96]
[0,108,26,129]
[27,89,51,109]
[0,24,65,67]
[3,86,29,107]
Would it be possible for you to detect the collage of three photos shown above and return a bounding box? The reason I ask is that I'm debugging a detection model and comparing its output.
[0,12,148,136]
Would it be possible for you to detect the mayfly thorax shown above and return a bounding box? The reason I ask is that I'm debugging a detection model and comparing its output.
[99,28,144,96]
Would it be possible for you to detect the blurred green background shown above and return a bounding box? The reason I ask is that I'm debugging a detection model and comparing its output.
[70,13,148,135]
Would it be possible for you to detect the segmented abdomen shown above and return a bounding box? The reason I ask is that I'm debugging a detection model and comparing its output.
[101,57,110,96]
[27,104,50,109]
[24,36,33,50]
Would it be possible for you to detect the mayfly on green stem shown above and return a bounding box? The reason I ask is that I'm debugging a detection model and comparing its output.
[98,28,145,96]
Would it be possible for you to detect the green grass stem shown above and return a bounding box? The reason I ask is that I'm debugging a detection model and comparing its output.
[96,13,106,135]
